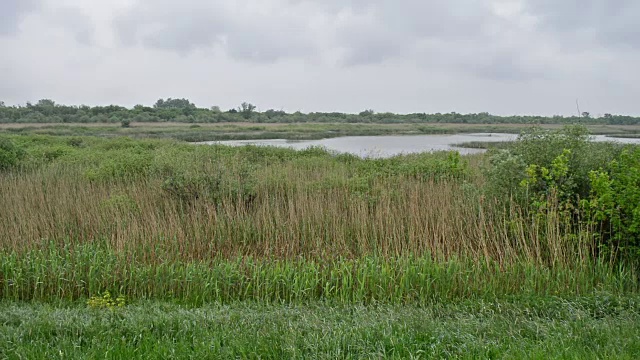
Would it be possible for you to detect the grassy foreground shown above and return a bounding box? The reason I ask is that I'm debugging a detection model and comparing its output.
[1,129,639,358]
[2,296,640,359]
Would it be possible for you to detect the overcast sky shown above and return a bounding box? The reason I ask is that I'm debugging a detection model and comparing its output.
[1,0,639,116]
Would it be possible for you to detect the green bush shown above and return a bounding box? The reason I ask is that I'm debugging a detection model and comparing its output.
[583,147,640,260]
[486,126,621,205]
[0,137,24,170]
[484,149,527,203]
[486,126,639,263]
[162,163,257,206]
[85,150,153,181]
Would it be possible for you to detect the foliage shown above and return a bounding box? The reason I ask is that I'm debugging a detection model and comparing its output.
[238,102,257,119]
[87,291,126,310]
[153,98,196,110]
[1,129,640,359]
[486,125,640,263]
[519,149,575,211]
[85,150,153,181]
[3,98,640,124]
[0,136,24,170]
[484,148,528,203]
[582,147,640,260]
[486,126,620,204]
[0,133,638,306]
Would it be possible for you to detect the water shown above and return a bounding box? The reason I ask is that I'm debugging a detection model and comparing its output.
[197,133,640,158]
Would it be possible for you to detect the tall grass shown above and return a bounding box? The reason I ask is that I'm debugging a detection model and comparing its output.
[4,297,640,359]
[0,135,637,303]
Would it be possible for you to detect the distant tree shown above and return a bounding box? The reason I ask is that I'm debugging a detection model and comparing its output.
[359,109,375,116]
[0,101,5,107]
[134,104,154,113]
[32,99,57,116]
[239,102,257,119]
[582,112,591,118]
[228,108,238,114]
[210,106,221,113]
[36,99,56,107]
[265,109,287,118]
[154,98,196,110]
[604,113,613,119]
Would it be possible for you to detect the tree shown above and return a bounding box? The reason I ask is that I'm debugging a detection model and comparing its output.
[239,102,256,119]
[265,109,286,119]
[36,99,56,107]
[582,112,591,118]
[154,98,196,110]
[359,109,375,116]
[0,101,5,107]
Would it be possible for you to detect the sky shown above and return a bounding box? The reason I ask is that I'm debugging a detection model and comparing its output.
[1,0,639,116]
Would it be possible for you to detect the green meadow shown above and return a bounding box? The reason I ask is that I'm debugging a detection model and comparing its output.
[1,125,639,358]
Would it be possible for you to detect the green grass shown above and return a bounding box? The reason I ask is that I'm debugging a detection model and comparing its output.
[2,243,635,304]
[1,131,639,357]
[2,296,639,359]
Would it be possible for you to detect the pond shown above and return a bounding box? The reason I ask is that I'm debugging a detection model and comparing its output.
[197,133,640,158]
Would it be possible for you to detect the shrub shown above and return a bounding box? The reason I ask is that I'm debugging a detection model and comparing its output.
[0,136,24,170]
[484,149,528,203]
[486,125,621,205]
[486,125,639,263]
[85,150,153,181]
[583,147,640,261]
[162,164,257,206]
[66,137,84,147]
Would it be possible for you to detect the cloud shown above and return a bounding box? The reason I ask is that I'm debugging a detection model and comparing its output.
[114,0,321,61]
[2,0,640,116]
[524,0,640,49]
[111,0,548,81]
[46,6,96,45]
[0,0,41,35]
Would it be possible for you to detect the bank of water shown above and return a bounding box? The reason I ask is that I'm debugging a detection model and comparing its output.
[198,133,640,158]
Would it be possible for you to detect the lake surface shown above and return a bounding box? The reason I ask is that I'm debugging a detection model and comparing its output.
[198,133,640,158]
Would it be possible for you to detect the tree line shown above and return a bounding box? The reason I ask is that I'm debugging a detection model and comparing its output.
[0,98,638,125]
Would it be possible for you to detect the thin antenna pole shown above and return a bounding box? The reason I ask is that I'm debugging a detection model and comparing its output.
[576,99,581,117]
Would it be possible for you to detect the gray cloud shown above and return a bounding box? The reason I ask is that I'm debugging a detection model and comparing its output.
[2,0,640,116]
[114,0,318,61]
[0,0,41,35]
[525,0,640,49]
[112,0,543,81]
[46,6,96,45]
[110,0,526,78]
[114,2,227,52]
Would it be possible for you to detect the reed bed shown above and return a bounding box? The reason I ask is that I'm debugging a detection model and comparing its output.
[0,135,637,303]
